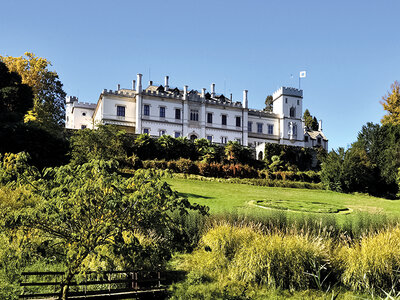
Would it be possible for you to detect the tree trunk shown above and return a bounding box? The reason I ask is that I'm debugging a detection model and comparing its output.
[61,271,74,300]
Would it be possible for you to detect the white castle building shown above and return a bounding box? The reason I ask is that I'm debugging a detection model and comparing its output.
[66,74,328,158]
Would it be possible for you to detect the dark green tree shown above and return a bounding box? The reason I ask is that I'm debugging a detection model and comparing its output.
[0,61,33,122]
[70,124,134,166]
[264,95,273,112]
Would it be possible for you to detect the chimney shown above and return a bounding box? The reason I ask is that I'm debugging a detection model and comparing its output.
[243,90,248,109]
[318,120,322,131]
[165,76,169,91]
[183,85,188,100]
[201,88,206,98]
[211,83,215,98]
[136,74,142,93]
[132,80,136,91]
[230,93,232,101]
[117,84,120,91]
[149,80,153,86]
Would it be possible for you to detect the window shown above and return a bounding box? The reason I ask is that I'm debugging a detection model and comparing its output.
[190,110,199,121]
[236,116,241,127]
[175,131,181,138]
[268,124,274,135]
[82,112,86,116]
[81,125,87,129]
[207,113,213,124]
[159,130,166,136]
[207,135,213,142]
[221,136,227,144]
[175,108,181,120]
[236,138,241,144]
[190,134,197,141]
[117,106,125,117]
[285,98,288,104]
[290,107,296,118]
[248,122,252,132]
[221,114,227,125]
[143,128,149,134]
[257,123,263,133]
[159,107,165,118]
[144,104,150,116]
[297,99,300,105]
[317,137,321,144]
[305,135,308,142]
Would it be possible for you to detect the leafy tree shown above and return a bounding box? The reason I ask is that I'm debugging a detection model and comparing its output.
[0,153,207,299]
[0,61,33,122]
[133,133,159,160]
[303,109,319,131]
[0,52,66,133]
[381,81,400,125]
[303,109,313,129]
[70,124,134,166]
[264,95,273,112]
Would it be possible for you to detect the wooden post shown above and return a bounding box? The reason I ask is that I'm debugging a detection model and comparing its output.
[158,271,161,288]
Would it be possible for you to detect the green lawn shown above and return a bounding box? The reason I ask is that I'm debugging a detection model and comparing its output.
[165,177,400,219]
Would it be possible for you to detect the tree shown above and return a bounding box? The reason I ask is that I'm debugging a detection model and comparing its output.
[264,95,273,112]
[303,109,313,129]
[70,124,134,166]
[0,61,33,122]
[381,81,400,125]
[0,53,66,133]
[0,153,207,299]
[303,109,319,131]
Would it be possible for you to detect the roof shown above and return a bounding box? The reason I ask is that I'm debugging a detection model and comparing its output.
[305,130,328,141]
[144,84,237,104]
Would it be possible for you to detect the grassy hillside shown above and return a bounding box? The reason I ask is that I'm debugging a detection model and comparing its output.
[165,177,400,220]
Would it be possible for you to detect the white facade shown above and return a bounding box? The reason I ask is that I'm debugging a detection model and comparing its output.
[65,74,328,154]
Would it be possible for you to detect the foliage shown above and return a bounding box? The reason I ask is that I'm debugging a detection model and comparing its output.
[0,153,207,299]
[264,95,273,112]
[0,123,69,169]
[336,226,400,295]
[0,61,33,122]
[303,109,319,131]
[264,143,320,171]
[1,52,66,134]
[69,124,133,166]
[321,123,400,198]
[381,81,400,126]
[172,223,332,296]
[0,58,68,169]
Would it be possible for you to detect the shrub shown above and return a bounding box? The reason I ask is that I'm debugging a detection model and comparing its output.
[175,158,199,174]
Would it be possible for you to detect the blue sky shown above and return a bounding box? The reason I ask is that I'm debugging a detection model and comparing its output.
[1,0,399,150]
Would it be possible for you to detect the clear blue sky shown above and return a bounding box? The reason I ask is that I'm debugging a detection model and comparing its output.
[1,0,399,150]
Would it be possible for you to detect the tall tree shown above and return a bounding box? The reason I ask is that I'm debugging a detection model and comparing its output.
[0,61,33,121]
[0,52,66,133]
[303,109,313,129]
[381,81,400,125]
[303,109,319,130]
[264,95,273,112]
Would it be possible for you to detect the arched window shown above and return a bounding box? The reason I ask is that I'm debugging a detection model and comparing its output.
[258,151,263,160]
[190,134,197,141]
[290,107,296,118]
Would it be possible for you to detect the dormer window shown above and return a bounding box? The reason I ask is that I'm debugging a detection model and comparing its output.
[305,136,309,142]
[290,107,296,118]
[317,137,321,144]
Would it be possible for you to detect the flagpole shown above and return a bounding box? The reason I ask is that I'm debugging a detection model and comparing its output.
[299,77,301,89]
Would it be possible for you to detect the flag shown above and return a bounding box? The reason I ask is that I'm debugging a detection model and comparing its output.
[300,71,306,78]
